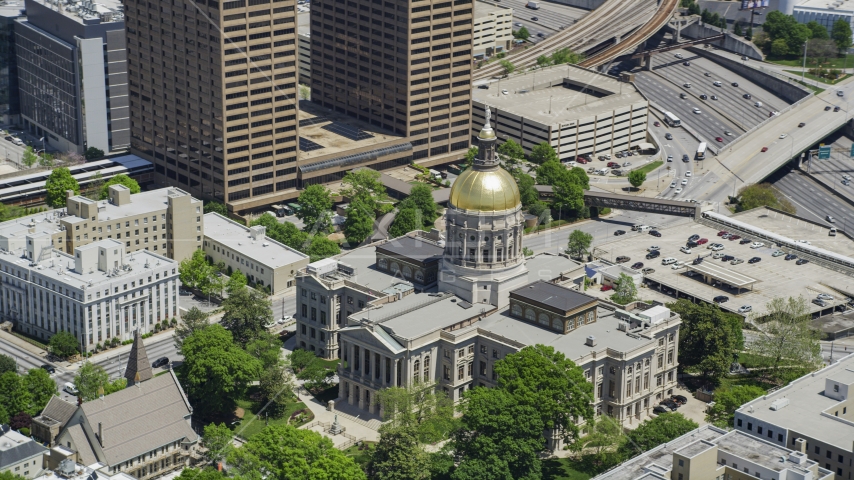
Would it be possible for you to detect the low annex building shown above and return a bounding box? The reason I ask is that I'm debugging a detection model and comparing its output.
[0,425,47,479]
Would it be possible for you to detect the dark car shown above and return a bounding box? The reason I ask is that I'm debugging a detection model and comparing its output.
[798,122,806,127]
[687,241,698,248]
[614,230,626,236]
[743,93,751,99]
[697,238,709,245]
[615,256,630,263]
[631,262,644,269]
[813,298,828,307]
[692,257,703,265]
[826,105,832,111]
[717,231,728,237]
[688,234,700,242]
[785,254,798,261]
[653,121,660,127]
[531,16,538,20]
[682,154,690,162]
[748,257,761,264]
[739,238,751,244]
[40,364,55,374]
[700,94,708,100]
[713,295,729,303]
[732,82,739,87]
[477,84,489,89]
[835,106,841,112]
[672,395,688,404]
[652,405,670,415]
[796,258,809,265]
[660,399,679,410]
[728,235,741,241]
[646,250,661,259]
[152,357,170,368]
[682,62,690,66]
[722,255,734,262]
[649,230,662,237]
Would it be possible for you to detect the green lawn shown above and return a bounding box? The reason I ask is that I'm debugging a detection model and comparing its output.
[783,70,849,85]
[766,54,854,69]
[541,458,592,480]
[233,388,311,440]
[633,160,664,176]
[342,441,376,469]
[716,373,776,392]
[793,80,825,94]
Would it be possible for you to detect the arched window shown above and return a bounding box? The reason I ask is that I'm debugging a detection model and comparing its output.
[423,355,430,382]
[415,270,424,282]
[378,257,388,269]
[390,262,400,274]
[552,318,562,331]
[511,304,522,317]
[538,313,550,326]
[402,266,412,279]
[525,308,535,321]
[567,319,574,330]
[413,360,421,384]
[577,315,584,327]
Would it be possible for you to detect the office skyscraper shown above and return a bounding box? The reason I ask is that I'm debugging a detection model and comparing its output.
[126,0,299,212]
[309,0,474,163]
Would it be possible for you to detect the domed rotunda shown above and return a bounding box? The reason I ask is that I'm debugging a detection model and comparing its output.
[438,107,530,307]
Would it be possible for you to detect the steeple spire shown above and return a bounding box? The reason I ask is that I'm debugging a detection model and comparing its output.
[474,106,498,168]
[124,330,153,386]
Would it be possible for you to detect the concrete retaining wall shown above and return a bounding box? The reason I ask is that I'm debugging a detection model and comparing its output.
[684,46,811,104]
[547,0,605,9]
[678,23,764,60]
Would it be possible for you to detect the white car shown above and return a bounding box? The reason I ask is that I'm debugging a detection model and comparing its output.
[648,246,661,251]
[675,53,683,59]
[670,181,676,188]
[844,175,851,181]
[681,179,688,185]
[779,134,787,139]
[264,321,277,329]
[675,187,683,194]
[671,262,685,270]
[712,252,725,259]
[564,161,577,168]
[817,293,834,301]
[279,315,293,324]
[796,239,812,245]
[750,242,765,249]
[711,244,725,251]
[713,81,722,87]
[667,155,673,162]
[738,305,752,313]
[680,246,692,254]
[692,108,701,114]
[501,89,509,95]
[685,171,692,177]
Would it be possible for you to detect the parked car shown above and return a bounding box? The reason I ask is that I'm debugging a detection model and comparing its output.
[601,285,613,291]
[835,106,841,112]
[615,256,630,263]
[688,234,700,242]
[825,106,832,111]
[650,230,662,237]
[660,399,680,410]
[817,293,834,301]
[813,298,828,307]
[152,357,170,368]
[652,405,670,415]
[721,233,732,239]
[712,252,725,259]
[648,245,661,251]
[631,262,644,269]
[785,254,798,261]
[279,315,293,324]
[680,246,692,254]
[771,250,785,257]
[796,258,810,265]
[710,244,725,251]
[41,364,56,374]
[717,231,728,236]
[722,255,734,262]
[697,238,708,245]
[748,256,762,264]
[672,395,688,404]
[64,382,79,395]
[738,305,752,313]
[713,295,729,303]
[730,258,744,265]
[642,268,655,274]
[686,240,699,248]
[739,238,751,245]
[750,242,765,249]
[728,235,741,241]
[614,230,626,236]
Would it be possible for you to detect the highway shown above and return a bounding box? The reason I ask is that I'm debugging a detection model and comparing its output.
[647,114,707,199]
[769,167,854,232]
[478,0,587,37]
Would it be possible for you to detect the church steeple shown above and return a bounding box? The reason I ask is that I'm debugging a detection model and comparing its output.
[124,330,153,386]
[474,106,498,168]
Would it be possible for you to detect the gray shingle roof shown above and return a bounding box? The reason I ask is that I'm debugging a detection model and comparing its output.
[0,425,48,469]
[510,280,597,314]
[124,330,152,386]
[39,396,76,427]
[79,371,197,465]
[66,424,97,466]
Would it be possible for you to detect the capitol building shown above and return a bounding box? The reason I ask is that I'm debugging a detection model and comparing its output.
[293,112,683,442]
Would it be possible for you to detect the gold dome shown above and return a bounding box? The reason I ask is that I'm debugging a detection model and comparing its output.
[449,167,521,212]
[478,125,496,140]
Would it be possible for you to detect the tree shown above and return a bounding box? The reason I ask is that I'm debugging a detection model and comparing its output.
[0,355,16,375]
[174,307,210,351]
[736,183,795,214]
[499,60,515,76]
[566,229,593,259]
[0,372,31,418]
[202,422,234,465]
[747,296,822,377]
[288,349,317,373]
[21,147,37,168]
[174,469,224,480]
[667,299,742,383]
[227,424,367,480]
[611,273,637,304]
[550,47,583,65]
[552,176,585,214]
[306,235,340,262]
[24,368,57,414]
[296,184,333,233]
[179,249,215,292]
[746,26,753,40]
[251,214,309,251]
[48,331,79,358]
[342,169,387,212]
[296,360,335,391]
[259,361,295,418]
[38,153,54,168]
[45,167,80,207]
[514,26,530,40]
[463,146,478,169]
[0,203,24,223]
[705,385,765,427]
[581,418,623,467]
[374,384,456,444]
[226,269,247,296]
[343,196,375,246]
[535,160,568,186]
[103,377,126,396]
[245,332,284,371]
[178,325,262,418]
[221,287,273,347]
[619,413,698,458]
[807,38,838,65]
[85,147,104,160]
[99,174,140,199]
[516,173,539,206]
[733,21,743,37]
[498,139,525,174]
[530,142,558,165]
[806,20,829,39]
[203,201,228,216]
[0,473,25,480]
[299,84,311,100]
[628,170,646,190]
[369,421,430,480]
[9,412,31,430]
[771,38,789,56]
[832,18,853,52]
[388,206,422,238]
[536,55,551,67]
[74,362,109,402]
[400,183,439,226]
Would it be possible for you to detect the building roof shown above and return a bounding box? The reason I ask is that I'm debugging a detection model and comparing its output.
[510,280,596,314]
[37,396,77,428]
[204,213,309,269]
[65,424,97,466]
[736,353,854,451]
[795,0,854,12]
[0,425,48,469]
[124,331,152,386]
[686,261,757,288]
[375,235,444,263]
[449,165,521,212]
[472,64,647,127]
[67,186,197,221]
[297,11,309,36]
[474,0,512,17]
[76,371,197,466]
[355,292,495,340]
[27,0,125,25]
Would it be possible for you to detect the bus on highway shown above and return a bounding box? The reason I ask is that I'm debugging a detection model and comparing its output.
[663,112,681,127]
[695,142,707,160]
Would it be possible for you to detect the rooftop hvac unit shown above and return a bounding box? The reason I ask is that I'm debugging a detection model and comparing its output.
[770,398,789,410]
[585,335,596,347]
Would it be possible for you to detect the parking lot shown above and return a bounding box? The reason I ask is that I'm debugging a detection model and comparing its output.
[592,211,854,317]
[477,0,587,43]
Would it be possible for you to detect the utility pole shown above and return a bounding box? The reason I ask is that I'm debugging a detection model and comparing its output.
[802,41,808,84]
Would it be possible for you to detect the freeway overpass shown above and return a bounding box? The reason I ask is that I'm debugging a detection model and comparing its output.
[535,186,711,218]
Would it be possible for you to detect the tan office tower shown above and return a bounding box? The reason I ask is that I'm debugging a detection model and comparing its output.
[309,0,474,164]
[126,0,299,213]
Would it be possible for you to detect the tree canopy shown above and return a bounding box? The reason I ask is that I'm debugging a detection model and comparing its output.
[45,167,80,207]
[0,355,15,375]
[667,299,742,383]
[628,170,646,190]
[250,214,309,252]
[202,422,234,465]
[99,174,140,199]
[221,287,273,347]
[388,206,422,238]
[747,296,822,378]
[763,11,811,54]
[516,173,540,206]
[48,331,79,358]
[514,26,530,40]
[343,196,375,246]
[736,183,795,214]
[566,229,593,259]
[74,363,125,402]
[179,249,216,293]
[832,18,853,52]
[296,184,333,233]
[706,385,765,428]
[85,147,104,160]
[174,307,210,351]
[499,60,515,76]
[227,424,367,480]
[611,273,637,304]
[306,235,341,262]
[619,413,698,458]
[530,142,559,165]
[399,183,439,226]
[203,201,228,216]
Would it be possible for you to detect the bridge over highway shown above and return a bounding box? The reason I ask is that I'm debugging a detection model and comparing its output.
[535,186,710,218]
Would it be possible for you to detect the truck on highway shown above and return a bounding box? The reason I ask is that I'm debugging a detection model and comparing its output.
[526,1,540,8]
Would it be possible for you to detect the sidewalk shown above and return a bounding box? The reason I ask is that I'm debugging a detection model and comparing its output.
[0,329,48,358]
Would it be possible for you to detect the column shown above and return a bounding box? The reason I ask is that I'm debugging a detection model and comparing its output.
[349,343,355,373]
[392,358,399,387]
[381,355,388,385]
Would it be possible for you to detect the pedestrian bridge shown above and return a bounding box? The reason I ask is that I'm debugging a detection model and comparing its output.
[535,186,710,219]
